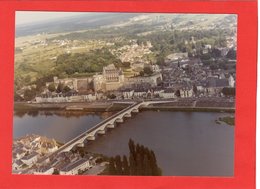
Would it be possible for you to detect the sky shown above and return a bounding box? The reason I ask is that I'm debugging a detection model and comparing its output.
[16,11,88,25]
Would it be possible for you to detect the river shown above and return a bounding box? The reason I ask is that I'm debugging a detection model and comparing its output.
[13,110,234,176]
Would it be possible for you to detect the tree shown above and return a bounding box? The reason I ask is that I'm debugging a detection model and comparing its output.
[211,48,221,58]
[14,92,24,102]
[63,85,71,93]
[143,67,153,76]
[108,158,116,175]
[107,94,116,99]
[129,153,136,175]
[222,87,235,96]
[175,90,181,97]
[23,88,36,101]
[193,84,198,95]
[122,155,130,175]
[143,154,152,175]
[107,139,162,176]
[122,62,131,68]
[156,56,165,66]
[226,49,236,59]
[56,83,64,93]
[115,155,123,175]
[48,83,56,92]
[53,169,59,175]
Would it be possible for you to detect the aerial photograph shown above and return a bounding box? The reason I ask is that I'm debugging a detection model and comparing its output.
[13,12,236,176]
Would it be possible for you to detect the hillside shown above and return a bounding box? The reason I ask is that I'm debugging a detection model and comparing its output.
[14,13,237,91]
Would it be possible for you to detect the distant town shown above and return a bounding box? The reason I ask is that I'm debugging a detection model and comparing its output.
[13,13,236,176]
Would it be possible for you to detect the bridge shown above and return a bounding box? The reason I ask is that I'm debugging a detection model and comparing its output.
[38,100,175,164]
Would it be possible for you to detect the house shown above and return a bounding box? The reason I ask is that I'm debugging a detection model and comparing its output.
[21,151,39,166]
[159,88,175,99]
[121,89,134,99]
[59,158,90,175]
[13,148,26,159]
[165,52,188,62]
[228,75,235,87]
[151,88,164,98]
[34,167,54,175]
[205,77,229,96]
[180,88,193,98]
[12,160,25,170]
[133,88,148,98]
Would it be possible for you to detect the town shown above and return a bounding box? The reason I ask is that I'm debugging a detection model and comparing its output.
[13,13,237,176]
[15,43,236,104]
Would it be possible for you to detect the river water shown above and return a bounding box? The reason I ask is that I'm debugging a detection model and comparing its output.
[13,110,234,176]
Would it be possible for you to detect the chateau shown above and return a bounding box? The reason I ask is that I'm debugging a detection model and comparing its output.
[93,64,125,92]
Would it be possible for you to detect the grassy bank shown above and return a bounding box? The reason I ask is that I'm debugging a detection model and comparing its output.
[216,116,235,126]
[14,102,235,113]
[141,106,235,113]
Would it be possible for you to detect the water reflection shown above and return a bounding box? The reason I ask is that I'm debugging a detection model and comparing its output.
[13,111,234,176]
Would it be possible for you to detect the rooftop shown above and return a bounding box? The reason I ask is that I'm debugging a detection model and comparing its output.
[60,158,89,172]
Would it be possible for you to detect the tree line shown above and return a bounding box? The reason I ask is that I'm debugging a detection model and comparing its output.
[107,139,162,176]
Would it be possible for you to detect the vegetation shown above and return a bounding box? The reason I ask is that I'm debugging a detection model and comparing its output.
[14,14,236,97]
[23,88,36,101]
[222,87,235,96]
[136,29,229,58]
[140,66,154,76]
[107,139,162,176]
[217,116,235,126]
[55,48,122,75]
[48,83,56,92]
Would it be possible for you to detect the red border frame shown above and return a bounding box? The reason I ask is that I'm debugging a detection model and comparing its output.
[0,0,257,189]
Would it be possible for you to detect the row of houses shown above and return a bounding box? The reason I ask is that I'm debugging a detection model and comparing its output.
[35,93,101,103]
[120,87,193,99]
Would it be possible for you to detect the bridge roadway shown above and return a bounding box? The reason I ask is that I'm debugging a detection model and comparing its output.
[38,101,145,164]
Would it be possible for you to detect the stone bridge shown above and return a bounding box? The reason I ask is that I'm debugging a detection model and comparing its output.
[38,100,175,163]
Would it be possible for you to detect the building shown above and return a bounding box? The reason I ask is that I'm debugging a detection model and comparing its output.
[93,64,125,92]
[12,160,25,170]
[13,148,26,159]
[228,75,235,87]
[34,167,54,175]
[165,52,188,62]
[122,89,134,99]
[124,73,162,88]
[59,158,90,175]
[159,88,175,99]
[205,77,230,96]
[180,88,193,98]
[21,151,39,166]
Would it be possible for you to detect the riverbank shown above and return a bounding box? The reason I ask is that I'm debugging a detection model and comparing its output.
[14,102,129,112]
[142,106,235,113]
[14,101,235,113]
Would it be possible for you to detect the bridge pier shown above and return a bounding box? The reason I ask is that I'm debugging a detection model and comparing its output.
[132,109,139,113]
[87,135,96,141]
[124,113,131,118]
[77,143,84,147]
[97,130,106,135]
[116,118,124,123]
[107,124,115,128]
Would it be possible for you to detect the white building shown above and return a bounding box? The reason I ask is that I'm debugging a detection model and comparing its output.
[122,89,134,99]
[159,89,175,99]
[21,152,39,167]
[34,167,54,175]
[228,75,235,87]
[93,64,125,92]
[12,160,25,170]
[59,158,90,175]
[180,88,193,98]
